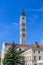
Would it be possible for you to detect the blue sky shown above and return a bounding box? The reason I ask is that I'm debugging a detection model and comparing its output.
[0,0,43,51]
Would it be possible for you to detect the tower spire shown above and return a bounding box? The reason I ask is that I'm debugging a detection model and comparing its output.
[21,8,25,16]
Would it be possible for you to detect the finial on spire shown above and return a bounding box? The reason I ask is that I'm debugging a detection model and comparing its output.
[21,8,25,16]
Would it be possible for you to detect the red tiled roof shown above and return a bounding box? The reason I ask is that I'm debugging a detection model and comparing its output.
[5,43,30,47]
[39,45,43,48]
[31,42,43,49]
[5,42,43,49]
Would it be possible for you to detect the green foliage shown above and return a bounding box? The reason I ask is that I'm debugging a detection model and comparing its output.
[3,42,24,65]
[0,57,1,62]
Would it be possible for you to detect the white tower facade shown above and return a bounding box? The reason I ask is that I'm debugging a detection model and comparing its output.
[20,9,26,44]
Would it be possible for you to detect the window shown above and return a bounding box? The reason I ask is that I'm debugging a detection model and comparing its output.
[34,56,36,60]
[34,64,36,65]
[23,34,25,37]
[34,50,35,53]
[22,28,25,31]
[39,56,41,60]
[19,48,21,51]
[22,23,25,26]
[23,17,24,19]
[38,51,40,53]
[20,28,25,32]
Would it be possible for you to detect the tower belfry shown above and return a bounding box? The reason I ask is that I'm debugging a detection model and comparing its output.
[20,9,26,44]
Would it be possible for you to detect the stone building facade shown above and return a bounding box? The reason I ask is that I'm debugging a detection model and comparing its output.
[1,42,43,65]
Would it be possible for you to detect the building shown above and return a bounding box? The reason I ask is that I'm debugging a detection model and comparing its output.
[21,42,43,65]
[1,9,43,65]
[1,42,30,65]
[1,42,43,65]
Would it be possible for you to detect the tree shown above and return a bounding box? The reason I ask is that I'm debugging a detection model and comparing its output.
[3,42,23,65]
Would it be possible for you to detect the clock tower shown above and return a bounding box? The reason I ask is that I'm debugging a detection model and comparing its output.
[20,9,26,44]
